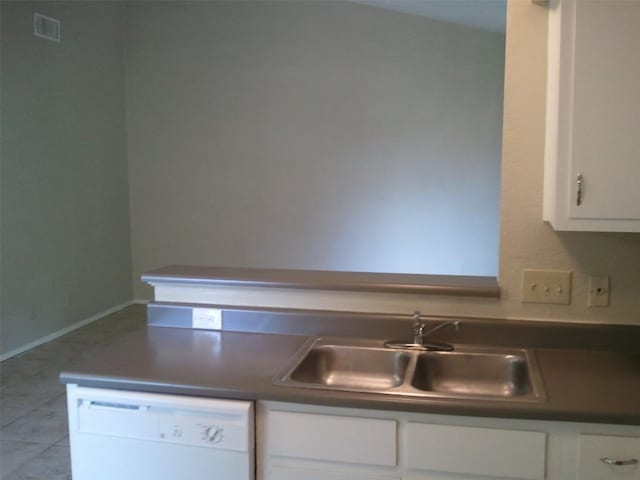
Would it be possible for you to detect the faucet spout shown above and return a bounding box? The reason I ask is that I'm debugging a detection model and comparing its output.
[421,320,461,339]
[385,312,461,352]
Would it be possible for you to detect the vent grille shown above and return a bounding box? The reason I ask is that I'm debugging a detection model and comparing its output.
[34,13,61,43]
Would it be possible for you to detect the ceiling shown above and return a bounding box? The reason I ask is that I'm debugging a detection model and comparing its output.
[352,0,507,34]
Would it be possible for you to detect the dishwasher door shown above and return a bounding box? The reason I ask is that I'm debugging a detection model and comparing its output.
[66,385,254,480]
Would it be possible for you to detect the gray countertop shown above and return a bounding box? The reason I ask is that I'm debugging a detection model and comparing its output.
[59,326,640,425]
[141,265,500,298]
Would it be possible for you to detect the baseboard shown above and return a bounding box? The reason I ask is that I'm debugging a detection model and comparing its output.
[0,300,135,362]
[132,298,150,305]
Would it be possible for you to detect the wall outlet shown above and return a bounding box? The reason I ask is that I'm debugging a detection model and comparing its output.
[521,269,572,305]
[192,308,222,330]
[588,275,610,307]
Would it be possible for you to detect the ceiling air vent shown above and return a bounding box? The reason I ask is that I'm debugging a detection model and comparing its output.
[34,13,61,43]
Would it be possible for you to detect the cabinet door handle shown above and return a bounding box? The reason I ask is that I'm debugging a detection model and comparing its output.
[600,457,639,466]
[576,173,584,206]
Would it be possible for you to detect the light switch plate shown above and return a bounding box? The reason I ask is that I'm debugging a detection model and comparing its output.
[192,308,222,330]
[521,269,572,304]
[588,275,610,307]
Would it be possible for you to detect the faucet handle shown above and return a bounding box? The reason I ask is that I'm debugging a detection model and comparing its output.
[412,311,424,331]
[412,312,426,344]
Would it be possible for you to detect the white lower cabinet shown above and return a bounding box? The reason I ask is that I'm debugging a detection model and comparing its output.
[578,434,640,480]
[267,411,397,467]
[259,403,400,480]
[260,405,400,480]
[268,465,399,480]
[258,401,639,480]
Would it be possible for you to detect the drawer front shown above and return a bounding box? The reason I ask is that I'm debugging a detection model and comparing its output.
[406,423,546,480]
[579,434,640,480]
[268,411,397,466]
[269,465,400,480]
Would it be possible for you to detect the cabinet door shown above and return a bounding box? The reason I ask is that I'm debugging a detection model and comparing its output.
[267,411,397,467]
[544,0,640,231]
[569,0,640,221]
[578,434,640,480]
[405,423,547,480]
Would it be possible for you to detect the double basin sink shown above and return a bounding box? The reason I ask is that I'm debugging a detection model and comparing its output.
[275,338,546,402]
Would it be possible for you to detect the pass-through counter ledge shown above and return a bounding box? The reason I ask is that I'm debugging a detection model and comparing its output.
[141,265,500,299]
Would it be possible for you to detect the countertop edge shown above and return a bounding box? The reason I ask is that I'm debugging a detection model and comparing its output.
[58,371,640,427]
[141,265,500,298]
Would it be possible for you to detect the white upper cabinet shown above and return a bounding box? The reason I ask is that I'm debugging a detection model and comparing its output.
[543,0,640,231]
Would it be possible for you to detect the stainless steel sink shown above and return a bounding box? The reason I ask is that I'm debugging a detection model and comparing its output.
[274,338,546,402]
[411,350,535,398]
[288,345,411,390]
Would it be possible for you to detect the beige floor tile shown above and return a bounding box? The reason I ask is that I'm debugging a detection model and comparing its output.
[0,405,32,429]
[1,445,71,480]
[40,394,68,412]
[1,380,65,410]
[1,360,52,388]
[0,441,51,478]
[12,342,92,368]
[1,404,68,445]
[1,359,64,387]
[53,435,69,447]
[0,305,146,479]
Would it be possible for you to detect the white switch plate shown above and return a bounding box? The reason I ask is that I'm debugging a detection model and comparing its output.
[521,269,572,305]
[588,275,610,307]
[192,308,222,330]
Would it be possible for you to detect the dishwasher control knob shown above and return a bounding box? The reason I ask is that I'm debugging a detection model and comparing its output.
[204,426,223,444]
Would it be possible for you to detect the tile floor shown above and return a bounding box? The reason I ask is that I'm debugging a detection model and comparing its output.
[0,304,147,479]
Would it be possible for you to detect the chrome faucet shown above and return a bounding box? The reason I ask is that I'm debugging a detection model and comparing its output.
[412,311,461,351]
[385,311,461,351]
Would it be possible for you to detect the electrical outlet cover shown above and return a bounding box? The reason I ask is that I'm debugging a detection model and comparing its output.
[192,308,222,330]
[588,275,610,307]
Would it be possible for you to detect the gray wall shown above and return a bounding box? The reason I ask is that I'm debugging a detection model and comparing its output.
[125,1,505,298]
[0,1,133,355]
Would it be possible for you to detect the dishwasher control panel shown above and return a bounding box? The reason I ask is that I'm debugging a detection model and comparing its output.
[74,393,251,452]
[157,415,228,447]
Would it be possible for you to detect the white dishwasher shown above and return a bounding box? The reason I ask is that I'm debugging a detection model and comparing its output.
[66,384,253,480]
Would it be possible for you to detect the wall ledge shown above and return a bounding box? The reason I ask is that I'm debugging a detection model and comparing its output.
[141,265,500,299]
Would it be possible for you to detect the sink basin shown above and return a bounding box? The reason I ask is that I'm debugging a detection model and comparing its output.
[275,338,546,402]
[411,351,534,398]
[289,345,411,390]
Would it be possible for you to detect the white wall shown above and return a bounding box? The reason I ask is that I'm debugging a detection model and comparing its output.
[125,1,505,298]
[0,1,133,355]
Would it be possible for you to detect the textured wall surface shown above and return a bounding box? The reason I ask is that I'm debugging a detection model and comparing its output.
[1,1,133,355]
[495,0,640,324]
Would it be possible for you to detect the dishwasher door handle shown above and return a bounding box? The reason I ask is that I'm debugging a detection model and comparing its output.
[86,400,149,412]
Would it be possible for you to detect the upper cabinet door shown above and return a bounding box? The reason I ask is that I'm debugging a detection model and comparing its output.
[543,0,640,232]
